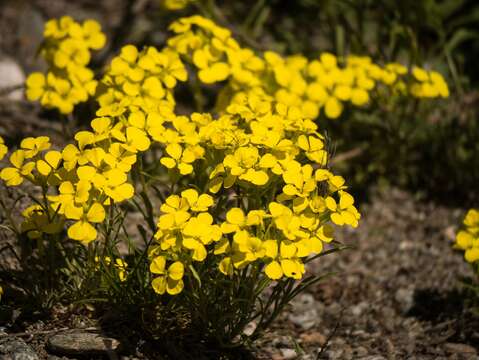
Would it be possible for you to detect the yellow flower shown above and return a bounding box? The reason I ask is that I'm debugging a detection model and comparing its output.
[221,208,266,234]
[48,181,89,214]
[26,16,106,114]
[181,189,214,211]
[182,213,222,261]
[198,62,230,84]
[104,143,137,173]
[410,66,449,98]
[233,231,265,262]
[150,257,185,295]
[325,191,360,228]
[0,150,35,186]
[455,209,479,264]
[157,195,191,231]
[223,146,269,186]
[26,72,46,101]
[66,202,106,243]
[102,168,135,202]
[36,150,62,176]
[115,127,151,153]
[268,203,302,240]
[463,209,479,231]
[160,143,196,175]
[114,258,128,282]
[82,19,106,50]
[297,135,327,165]
[20,136,51,158]
[281,163,316,199]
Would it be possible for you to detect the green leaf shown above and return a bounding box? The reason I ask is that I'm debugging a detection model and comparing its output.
[188,264,202,288]
[444,28,479,53]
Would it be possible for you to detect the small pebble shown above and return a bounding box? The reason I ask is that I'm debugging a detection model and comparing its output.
[444,342,477,355]
[280,348,297,359]
[288,293,318,330]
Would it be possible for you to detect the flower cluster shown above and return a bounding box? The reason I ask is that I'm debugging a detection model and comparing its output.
[148,92,360,295]
[150,189,218,294]
[409,66,450,98]
[3,39,191,246]
[3,14,448,304]
[0,123,137,243]
[25,16,106,114]
[96,44,187,117]
[168,16,449,120]
[168,15,248,84]
[456,209,479,264]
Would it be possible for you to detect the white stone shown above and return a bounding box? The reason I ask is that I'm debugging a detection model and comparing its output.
[0,57,25,100]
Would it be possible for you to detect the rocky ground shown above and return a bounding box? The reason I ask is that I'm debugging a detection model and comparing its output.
[254,188,479,360]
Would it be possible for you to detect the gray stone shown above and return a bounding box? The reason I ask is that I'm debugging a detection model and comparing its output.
[0,58,25,100]
[324,349,344,360]
[288,293,318,330]
[0,337,39,360]
[395,287,415,314]
[47,332,121,356]
[350,301,368,317]
[444,342,477,355]
[280,348,297,359]
[242,321,257,336]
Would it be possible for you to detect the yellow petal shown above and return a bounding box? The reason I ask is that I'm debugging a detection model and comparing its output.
[324,97,343,119]
[281,259,303,279]
[265,261,283,280]
[68,221,97,243]
[280,241,297,258]
[219,257,233,276]
[181,188,199,206]
[166,278,184,295]
[166,143,182,160]
[121,45,138,63]
[150,256,166,274]
[339,192,354,209]
[456,231,473,250]
[160,157,176,169]
[152,276,166,294]
[465,248,479,263]
[325,197,337,211]
[263,240,278,258]
[86,202,105,223]
[168,261,184,280]
[226,208,245,225]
